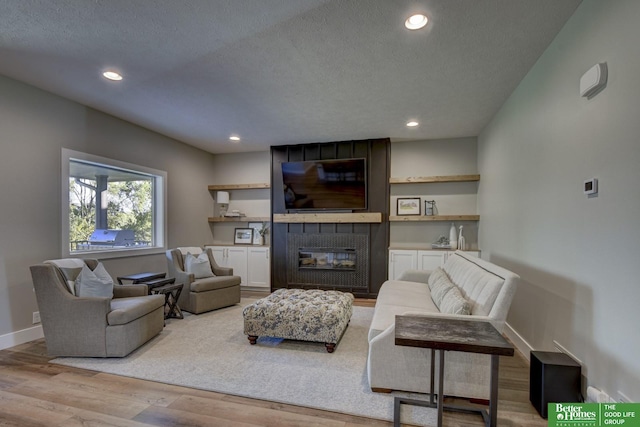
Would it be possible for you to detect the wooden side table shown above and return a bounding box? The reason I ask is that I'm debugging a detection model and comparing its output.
[394,316,514,427]
[117,272,166,285]
[143,277,176,294]
[151,283,184,320]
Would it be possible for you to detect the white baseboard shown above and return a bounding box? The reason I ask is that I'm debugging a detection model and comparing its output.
[0,325,44,351]
[504,322,534,362]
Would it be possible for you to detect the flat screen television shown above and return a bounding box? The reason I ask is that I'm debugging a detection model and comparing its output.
[281,158,367,211]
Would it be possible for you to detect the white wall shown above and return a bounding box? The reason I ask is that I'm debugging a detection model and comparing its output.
[478,0,640,400]
[208,151,271,244]
[390,138,479,248]
[0,75,217,346]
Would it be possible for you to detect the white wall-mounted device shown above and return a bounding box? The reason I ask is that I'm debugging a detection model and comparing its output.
[580,63,608,98]
[584,178,598,195]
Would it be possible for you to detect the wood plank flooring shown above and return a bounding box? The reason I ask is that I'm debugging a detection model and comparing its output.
[0,298,547,427]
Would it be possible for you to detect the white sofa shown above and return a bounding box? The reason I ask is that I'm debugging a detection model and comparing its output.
[367,251,519,400]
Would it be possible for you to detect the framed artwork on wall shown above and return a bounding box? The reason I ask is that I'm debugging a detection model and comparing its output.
[234,228,254,245]
[397,197,421,215]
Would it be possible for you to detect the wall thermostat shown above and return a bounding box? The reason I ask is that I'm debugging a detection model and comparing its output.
[584,178,598,195]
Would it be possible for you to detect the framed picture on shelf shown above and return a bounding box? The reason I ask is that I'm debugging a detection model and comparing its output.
[234,228,253,245]
[248,222,266,245]
[397,197,421,215]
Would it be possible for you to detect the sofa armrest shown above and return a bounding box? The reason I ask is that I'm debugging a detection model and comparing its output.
[114,284,148,298]
[397,269,432,284]
[173,269,194,286]
[212,266,233,276]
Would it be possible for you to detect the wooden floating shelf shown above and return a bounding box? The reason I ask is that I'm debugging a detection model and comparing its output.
[389,174,480,184]
[389,215,480,222]
[208,216,270,223]
[273,212,383,224]
[208,183,270,190]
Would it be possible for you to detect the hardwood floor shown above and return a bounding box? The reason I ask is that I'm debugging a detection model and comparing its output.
[0,299,546,427]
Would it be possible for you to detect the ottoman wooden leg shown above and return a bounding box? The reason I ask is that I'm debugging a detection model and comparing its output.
[325,343,336,353]
[248,335,258,345]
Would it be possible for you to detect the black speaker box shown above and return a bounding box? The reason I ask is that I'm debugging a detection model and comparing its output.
[530,351,581,418]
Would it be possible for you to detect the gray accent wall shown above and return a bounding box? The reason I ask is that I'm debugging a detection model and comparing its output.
[0,75,216,341]
[478,0,640,400]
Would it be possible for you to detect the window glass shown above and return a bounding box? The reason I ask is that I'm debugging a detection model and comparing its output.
[62,149,166,257]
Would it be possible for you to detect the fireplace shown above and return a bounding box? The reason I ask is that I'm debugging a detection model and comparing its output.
[287,233,368,289]
[298,247,357,271]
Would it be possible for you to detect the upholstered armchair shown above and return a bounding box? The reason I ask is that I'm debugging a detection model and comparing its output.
[30,259,165,357]
[166,247,241,314]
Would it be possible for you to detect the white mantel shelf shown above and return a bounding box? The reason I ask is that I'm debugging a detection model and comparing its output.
[273,212,383,223]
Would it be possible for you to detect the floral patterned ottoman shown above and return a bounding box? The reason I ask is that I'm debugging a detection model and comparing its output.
[243,288,354,353]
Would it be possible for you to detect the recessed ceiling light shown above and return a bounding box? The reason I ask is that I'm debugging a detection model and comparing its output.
[229,136,240,141]
[102,71,123,81]
[405,14,428,30]
[406,121,419,127]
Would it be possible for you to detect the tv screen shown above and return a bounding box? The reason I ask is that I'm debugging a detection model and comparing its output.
[281,158,367,211]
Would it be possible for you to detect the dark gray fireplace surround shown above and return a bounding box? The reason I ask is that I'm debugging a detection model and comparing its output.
[288,233,369,289]
[270,138,390,298]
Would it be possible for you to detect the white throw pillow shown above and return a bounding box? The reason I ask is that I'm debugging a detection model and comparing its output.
[429,268,455,307]
[75,262,114,298]
[439,286,471,315]
[184,252,215,279]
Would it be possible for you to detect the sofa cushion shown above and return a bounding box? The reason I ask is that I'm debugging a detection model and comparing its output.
[376,280,431,308]
[76,263,114,298]
[429,268,455,307]
[439,286,471,315]
[108,295,165,326]
[443,253,504,316]
[184,252,215,279]
[190,275,240,292]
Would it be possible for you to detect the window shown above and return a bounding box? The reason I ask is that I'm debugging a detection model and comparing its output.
[62,149,166,258]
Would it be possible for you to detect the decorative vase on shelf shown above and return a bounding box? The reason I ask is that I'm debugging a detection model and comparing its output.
[449,223,458,250]
[458,225,466,251]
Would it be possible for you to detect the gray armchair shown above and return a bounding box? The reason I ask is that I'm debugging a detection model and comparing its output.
[30,259,165,357]
[166,247,241,314]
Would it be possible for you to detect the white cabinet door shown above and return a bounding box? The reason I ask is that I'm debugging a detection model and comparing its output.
[208,247,226,266]
[207,246,248,285]
[225,247,248,285]
[388,250,417,280]
[247,247,270,288]
[417,250,445,270]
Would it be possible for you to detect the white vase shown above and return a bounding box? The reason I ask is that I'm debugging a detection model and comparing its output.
[449,223,458,250]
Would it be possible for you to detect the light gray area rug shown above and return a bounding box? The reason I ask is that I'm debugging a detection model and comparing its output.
[51,299,436,426]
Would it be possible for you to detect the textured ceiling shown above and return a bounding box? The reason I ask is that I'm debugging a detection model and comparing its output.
[0,0,582,153]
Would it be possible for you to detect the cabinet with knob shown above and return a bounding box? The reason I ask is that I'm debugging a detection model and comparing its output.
[206,245,270,289]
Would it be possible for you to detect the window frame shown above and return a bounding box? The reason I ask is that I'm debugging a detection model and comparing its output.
[61,148,167,259]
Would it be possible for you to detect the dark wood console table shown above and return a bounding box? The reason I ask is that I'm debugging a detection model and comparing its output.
[394,316,514,427]
[117,272,166,285]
